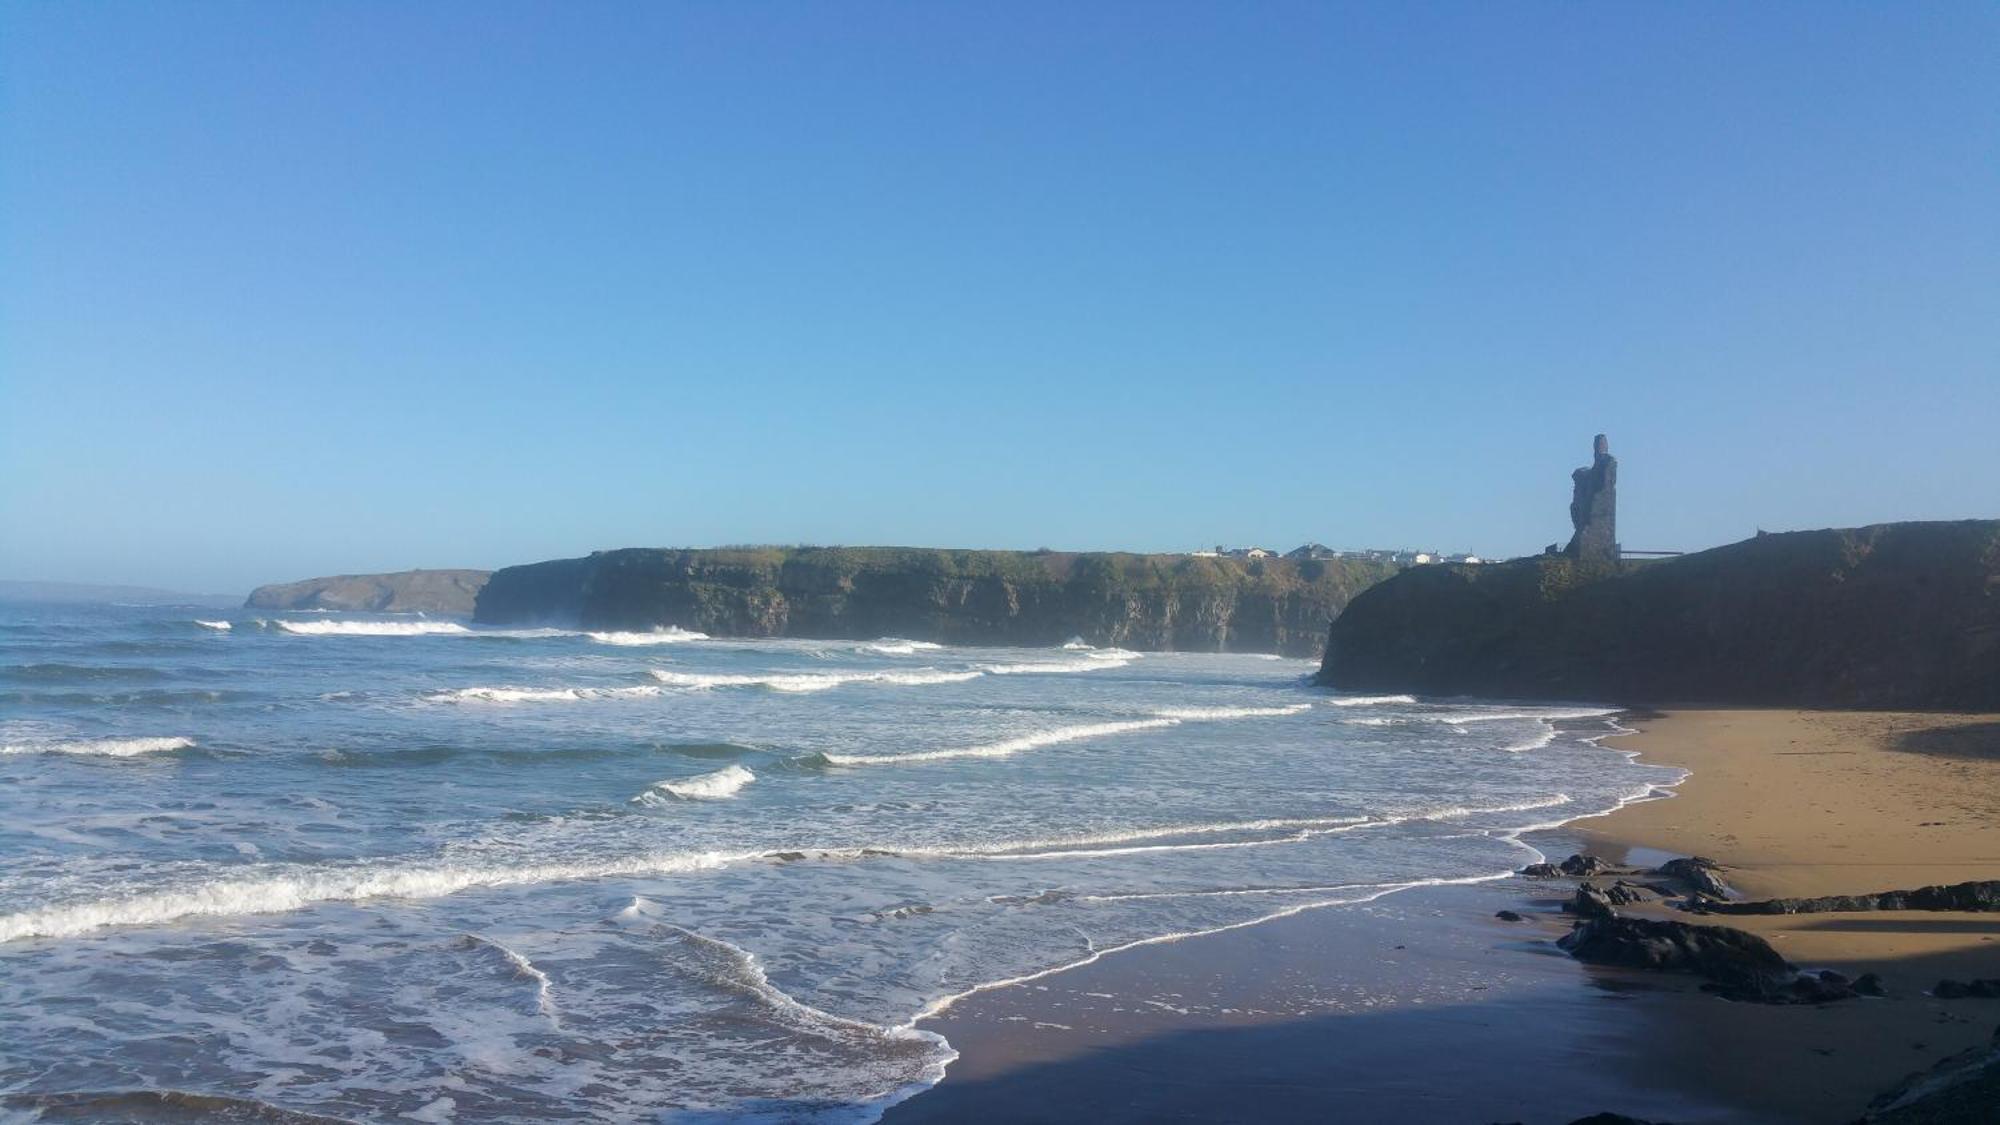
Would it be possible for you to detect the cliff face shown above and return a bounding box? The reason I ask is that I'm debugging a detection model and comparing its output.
[245,570,491,616]
[475,548,1399,657]
[1317,520,2000,710]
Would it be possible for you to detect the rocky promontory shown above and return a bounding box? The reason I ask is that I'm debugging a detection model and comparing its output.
[475,547,1397,656]
[245,570,490,616]
[1317,519,2000,709]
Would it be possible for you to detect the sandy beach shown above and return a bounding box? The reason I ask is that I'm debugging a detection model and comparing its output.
[887,709,2000,1124]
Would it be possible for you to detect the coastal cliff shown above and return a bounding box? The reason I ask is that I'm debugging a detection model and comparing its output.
[245,569,490,616]
[475,547,1398,657]
[1317,520,2000,710]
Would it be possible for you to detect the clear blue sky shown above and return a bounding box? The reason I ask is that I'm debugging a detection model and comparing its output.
[4,3,1995,593]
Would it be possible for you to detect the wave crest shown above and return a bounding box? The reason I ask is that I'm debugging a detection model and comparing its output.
[632,764,757,804]
[0,736,195,758]
[586,628,709,646]
[826,703,1309,766]
[276,620,470,637]
[427,685,663,704]
[647,668,981,693]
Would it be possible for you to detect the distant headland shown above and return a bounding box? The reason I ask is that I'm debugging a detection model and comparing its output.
[244,570,490,616]
[473,547,1398,657]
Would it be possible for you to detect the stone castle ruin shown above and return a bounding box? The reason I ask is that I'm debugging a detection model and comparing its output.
[1564,433,1618,563]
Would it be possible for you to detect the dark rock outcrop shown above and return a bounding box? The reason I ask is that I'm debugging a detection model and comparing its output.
[1519,863,1563,878]
[1555,916,1858,1004]
[246,570,490,616]
[1565,884,1619,920]
[1702,880,2000,916]
[1560,853,1614,877]
[475,548,1399,656]
[1933,979,2000,999]
[1860,1025,2000,1123]
[1494,909,1526,922]
[1565,433,1618,563]
[1318,520,2000,710]
[1656,857,1731,899]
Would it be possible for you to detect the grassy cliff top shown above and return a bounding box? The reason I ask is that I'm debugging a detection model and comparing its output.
[562,545,1395,592]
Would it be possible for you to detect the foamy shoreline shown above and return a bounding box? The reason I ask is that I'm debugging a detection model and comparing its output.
[886,708,2000,1124]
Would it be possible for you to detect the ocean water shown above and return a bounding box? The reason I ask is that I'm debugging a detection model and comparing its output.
[0,602,1682,1122]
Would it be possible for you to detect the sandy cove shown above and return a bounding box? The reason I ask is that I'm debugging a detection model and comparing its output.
[887,709,2000,1124]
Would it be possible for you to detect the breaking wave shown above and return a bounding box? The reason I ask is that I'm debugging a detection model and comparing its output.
[0,736,195,758]
[825,703,1310,766]
[862,639,943,655]
[586,628,709,646]
[976,650,1139,675]
[1324,693,1414,706]
[632,764,756,804]
[0,849,757,943]
[647,668,982,693]
[1432,707,1622,724]
[193,620,233,631]
[276,620,471,637]
[427,685,664,704]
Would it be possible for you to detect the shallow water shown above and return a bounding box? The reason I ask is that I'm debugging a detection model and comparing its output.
[0,601,1681,1122]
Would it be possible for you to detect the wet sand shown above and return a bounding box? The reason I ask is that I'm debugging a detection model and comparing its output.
[886,710,2000,1124]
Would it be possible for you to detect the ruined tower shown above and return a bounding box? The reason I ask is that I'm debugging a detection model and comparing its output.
[1564,433,1618,563]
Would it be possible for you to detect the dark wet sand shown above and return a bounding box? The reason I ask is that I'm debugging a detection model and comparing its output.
[886,710,2000,1125]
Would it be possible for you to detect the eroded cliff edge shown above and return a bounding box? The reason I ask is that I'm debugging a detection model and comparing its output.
[246,569,491,616]
[1317,520,2000,710]
[476,547,1398,657]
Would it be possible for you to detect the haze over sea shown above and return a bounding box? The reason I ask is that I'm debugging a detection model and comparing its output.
[0,600,1679,1121]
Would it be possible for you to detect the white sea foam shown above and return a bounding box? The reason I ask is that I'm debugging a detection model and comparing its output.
[1385,793,1572,823]
[647,668,982,693]
[472,627,580,639]
[917,812,1377,860]
[586,628,709,646]
[276,620,471,637]
[0,736,195,758]
[633,764,756,804]
[1433,707,1622,724]
[1323,693,1415,706]
[1346,706,1619,727]
[427,685,664,704]
[976,650,1139,675]
[862,639,943,655]
[903,871,1519,1027]
[1152,703,1313,721]
[613,905,956,1105]
[1502,725,1560,753]
[0,848,758,943]
[193,619,233,631]
[826,703,1310,766]
[462,933,561,1027]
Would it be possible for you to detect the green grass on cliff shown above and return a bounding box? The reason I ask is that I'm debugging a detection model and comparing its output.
[640,546,1394,594]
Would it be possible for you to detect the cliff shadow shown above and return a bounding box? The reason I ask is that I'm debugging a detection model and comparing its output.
[1895,721,2000,762]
